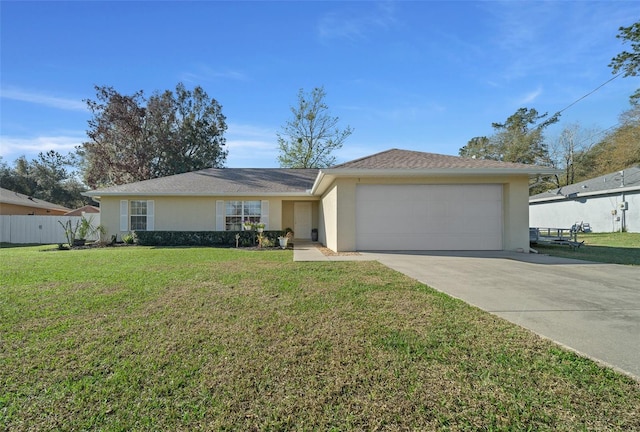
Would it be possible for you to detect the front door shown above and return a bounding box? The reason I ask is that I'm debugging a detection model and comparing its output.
[294,202,312,240]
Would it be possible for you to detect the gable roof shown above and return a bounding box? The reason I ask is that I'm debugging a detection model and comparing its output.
[84,168,319,198]
[0,187,71,212]
[65,205,100,216]
[84,148,562,199]
[312,149,560,195]
[530,165,640,203]
[332,148,556,171]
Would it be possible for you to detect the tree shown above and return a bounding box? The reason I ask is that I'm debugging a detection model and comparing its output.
[0,156,35,194]
[458,136,498,160]
[79,83,227,188]
[277,87,353,168]
[609,21,640,104]
[0,151,88,209]
[585,104,640,176]
[491,108,558,165]
[459,108,559,165]
[549,123,599,186]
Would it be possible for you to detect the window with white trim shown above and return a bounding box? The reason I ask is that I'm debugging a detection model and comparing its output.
[225,200,261,231]
[130,200,149,231]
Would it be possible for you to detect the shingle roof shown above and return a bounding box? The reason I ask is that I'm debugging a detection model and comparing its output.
[0,187,71,211]
[64,205,100,216]
[86,168,319,196]
[86,149,559,198]
[530,165,640,202]
[332,148,546,170]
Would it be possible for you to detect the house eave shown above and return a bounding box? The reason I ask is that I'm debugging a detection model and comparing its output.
[0,202,70,212]
[311,167,560,196]
[529,184,640,204]
[82,191,316,199]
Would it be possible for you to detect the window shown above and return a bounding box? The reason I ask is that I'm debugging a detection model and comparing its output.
[120,200,154,232]
[225,200,261,231]
[130,200,148,231]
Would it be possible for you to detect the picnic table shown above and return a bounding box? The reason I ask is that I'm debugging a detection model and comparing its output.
[530,227,584,250]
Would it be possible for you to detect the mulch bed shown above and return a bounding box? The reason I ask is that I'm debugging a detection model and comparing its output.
[314,244,361,256]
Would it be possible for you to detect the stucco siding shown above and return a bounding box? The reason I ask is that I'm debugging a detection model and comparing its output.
[320,185,338,251]
[157,197,217,230]
[322,174,531,252]
[530,190,639,233]
[281,199,320,235]
[282,201,294,232]
[504,178,531,251]
[0,203,68,216]
[336,179,357,251]
[98,195,322,240]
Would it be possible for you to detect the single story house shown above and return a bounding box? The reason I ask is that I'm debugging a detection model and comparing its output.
[84,148,558,252]
[0,187,71,215]
[529,166,639,233]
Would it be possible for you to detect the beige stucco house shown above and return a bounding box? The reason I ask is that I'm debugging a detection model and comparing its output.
[84,149,558,252]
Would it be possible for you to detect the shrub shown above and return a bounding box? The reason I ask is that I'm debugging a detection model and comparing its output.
[122,232,137,244]
[134,230,285,247]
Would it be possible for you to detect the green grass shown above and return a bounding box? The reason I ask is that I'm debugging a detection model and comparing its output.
[1,245,639,430]
[534,232,640,265]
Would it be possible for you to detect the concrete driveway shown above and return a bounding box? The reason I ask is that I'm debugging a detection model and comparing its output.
[363,251,640,380]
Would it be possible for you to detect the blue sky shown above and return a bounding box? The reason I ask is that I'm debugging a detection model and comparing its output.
[1,1,639,168]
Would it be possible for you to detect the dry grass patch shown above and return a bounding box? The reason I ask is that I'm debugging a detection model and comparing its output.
[314,243,362,256]
[1,246,639,430]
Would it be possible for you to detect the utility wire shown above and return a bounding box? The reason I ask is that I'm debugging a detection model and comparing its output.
[553,72,623,118]
[574,123,619,148]
[551,72,627,147]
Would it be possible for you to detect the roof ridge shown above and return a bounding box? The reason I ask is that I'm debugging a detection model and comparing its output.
[331,148,547,170]
[331,148,399,168]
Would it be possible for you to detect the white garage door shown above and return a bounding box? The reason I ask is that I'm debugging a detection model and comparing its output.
[356,184,503,250]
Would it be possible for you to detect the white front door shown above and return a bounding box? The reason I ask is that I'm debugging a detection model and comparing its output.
[294,202,312,240]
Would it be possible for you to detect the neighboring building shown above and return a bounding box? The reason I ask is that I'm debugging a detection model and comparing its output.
[0,187,71,215]
[84,148,558,252]
[529,166,640,233]
[64,205,100,217]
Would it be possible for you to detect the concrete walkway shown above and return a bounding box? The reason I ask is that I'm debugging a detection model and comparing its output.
[293,240,374,262]
[293,244,640,380]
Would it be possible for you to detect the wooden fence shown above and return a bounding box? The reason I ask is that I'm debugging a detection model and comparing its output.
[0,215,101,244]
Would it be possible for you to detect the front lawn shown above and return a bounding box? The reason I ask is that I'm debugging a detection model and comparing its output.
[1,246,639,430]
[534,232,640,265]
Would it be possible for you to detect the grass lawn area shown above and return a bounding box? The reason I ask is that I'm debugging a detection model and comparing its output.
[1,245,639,430]
[533,232,640,265]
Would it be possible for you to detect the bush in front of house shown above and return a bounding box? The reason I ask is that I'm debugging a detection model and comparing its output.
[134,230,286,247]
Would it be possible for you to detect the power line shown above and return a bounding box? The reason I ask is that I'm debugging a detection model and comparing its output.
[550,72,627,147]
[575,123,619,148]
[553,72,623,118]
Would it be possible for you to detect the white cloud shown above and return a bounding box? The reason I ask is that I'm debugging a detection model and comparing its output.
[317,1,397,42]
[0,134,84,160]
[181,66,249,84]
[518,86,543,105]
[484,2,640,81]
[225,123,279,167]
[1,86,86,111]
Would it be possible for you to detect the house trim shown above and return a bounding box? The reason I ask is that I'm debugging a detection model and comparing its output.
[530,185,640,203]
[311,167,559,196]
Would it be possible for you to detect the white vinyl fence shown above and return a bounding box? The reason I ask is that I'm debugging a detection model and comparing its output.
[0,214,101,244]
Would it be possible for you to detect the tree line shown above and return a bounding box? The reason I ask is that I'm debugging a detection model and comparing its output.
[1,83,350,209]
[2,21,638,207]
[458,103,640,194]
